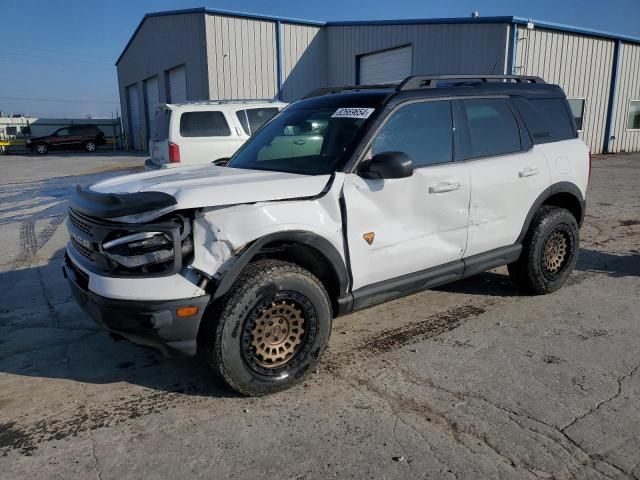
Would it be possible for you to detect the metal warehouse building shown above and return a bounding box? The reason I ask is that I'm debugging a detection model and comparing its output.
[116,7,640,154]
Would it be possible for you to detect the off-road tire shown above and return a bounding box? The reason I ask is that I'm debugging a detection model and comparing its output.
[204,259,332,396]
[508,206,579,294]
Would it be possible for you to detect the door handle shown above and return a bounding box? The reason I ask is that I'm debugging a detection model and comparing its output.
[519,166,540,178]
[293,140,306,145]
[428,182,462,193]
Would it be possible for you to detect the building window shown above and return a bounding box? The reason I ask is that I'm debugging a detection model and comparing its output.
[567,98,585,131]
[627,100,640,130]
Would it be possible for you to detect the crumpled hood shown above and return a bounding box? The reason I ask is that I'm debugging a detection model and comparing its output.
[89,165,331,211]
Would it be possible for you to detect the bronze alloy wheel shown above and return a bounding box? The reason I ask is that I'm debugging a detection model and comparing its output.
[240,290,316,376]
[543,230,569,275]
[250,300,306,368]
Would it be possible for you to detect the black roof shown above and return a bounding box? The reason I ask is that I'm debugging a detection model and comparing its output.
[293,75,566,110]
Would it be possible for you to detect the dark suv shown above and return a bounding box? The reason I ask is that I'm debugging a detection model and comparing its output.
[27,125,106,154]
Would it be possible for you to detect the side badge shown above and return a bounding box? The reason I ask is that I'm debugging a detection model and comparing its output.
[363,232,375,245]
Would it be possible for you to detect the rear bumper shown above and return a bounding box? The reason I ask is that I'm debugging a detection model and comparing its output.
[145,158,180,171]
[63,256,210,356]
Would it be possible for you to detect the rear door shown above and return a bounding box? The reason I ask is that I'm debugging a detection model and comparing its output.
[454,97,551,257]
[343,99,471,290]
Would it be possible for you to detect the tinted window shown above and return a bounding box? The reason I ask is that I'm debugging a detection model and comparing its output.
[628,100,640,130]
[153,109,171,139]
[236,108,279,135]
[457,99,521,159]
[55,128,70,136]
[371,101,452,167]
[180,111,230,137]
[513,97,575,143]
[567,99,585,131]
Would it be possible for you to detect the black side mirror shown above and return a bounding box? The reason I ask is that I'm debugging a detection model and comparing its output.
[212,158,229,166]
[359,151,413,179]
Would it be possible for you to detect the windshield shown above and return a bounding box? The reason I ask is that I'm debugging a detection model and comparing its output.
[227,107,375,175]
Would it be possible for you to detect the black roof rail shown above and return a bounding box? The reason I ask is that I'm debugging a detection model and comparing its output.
[397,74,546,91]
[303,83,396,99]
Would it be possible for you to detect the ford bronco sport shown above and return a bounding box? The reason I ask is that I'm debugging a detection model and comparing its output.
[64,75,589,396]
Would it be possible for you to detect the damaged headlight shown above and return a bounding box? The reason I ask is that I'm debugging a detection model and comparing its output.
[100,214,193,273]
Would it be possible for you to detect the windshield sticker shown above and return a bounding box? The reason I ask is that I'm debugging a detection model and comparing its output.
[331,107,375,119]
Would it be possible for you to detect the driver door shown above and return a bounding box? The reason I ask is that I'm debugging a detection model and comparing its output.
[343,99,471,291]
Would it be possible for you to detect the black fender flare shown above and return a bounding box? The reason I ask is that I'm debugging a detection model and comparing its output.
[516,181,586,244]
[213,230,349,300]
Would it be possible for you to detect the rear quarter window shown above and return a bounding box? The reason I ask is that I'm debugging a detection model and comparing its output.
[511,97,576,144]
[179,111,231,137]
[236,108,280,135]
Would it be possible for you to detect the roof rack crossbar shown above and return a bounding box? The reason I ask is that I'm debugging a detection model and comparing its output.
[397,74,546,91]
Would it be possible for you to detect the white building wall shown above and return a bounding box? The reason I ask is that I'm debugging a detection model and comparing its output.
[204,14,278,100]
[515,27,615,154]
[280,23,327,101]
[610,42,640,153]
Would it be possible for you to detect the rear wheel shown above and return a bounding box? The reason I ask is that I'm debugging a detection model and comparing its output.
[203,259,332,396]
[35,143,48,154]
[84,141,97,152]
[508,206,579,294]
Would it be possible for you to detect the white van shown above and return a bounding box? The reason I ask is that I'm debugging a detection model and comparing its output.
[145,100,285,170]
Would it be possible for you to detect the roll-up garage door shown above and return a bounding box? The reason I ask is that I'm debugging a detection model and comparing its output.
[359,45,413,85]
[127,83,142,150]
[168,65,187,103]
[144,76,160,143]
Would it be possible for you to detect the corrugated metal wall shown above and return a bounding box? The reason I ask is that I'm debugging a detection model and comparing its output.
[204,15,278,100]
[326,23,511,86]
[515,27,615,153]
[610,42,640,153]
[280,23,327,101]
[116,13,208,150]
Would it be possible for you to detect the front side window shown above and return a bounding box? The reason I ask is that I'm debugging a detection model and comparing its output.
[458,98,522,159]
[371,101,453,167]
[628,100,640,130]
[567,98,585,131]
[179,111,230,137]
[228,107,374,175]
[236,108,280,135]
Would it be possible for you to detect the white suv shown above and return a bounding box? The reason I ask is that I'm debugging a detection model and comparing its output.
[65,75,589,396]
[145,100,285,170]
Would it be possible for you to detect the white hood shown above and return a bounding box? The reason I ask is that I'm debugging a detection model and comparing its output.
[89,165,331,210]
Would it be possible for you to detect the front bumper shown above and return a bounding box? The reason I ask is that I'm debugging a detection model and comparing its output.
[63,256,210,356]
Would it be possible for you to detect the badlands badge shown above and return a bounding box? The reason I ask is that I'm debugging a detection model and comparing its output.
[362,232,375,245]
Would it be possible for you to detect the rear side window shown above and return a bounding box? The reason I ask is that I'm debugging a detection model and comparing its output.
[236,108,279,135]
[456,98,522,159]
[512,97,576,143]
[371,100,453,167]
[180,111,231,137]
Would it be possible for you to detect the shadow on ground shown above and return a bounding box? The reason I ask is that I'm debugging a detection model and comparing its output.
[0,248,637,398]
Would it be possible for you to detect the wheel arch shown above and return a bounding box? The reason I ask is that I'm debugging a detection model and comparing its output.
[516,182,585,244]
[212,230,349,314]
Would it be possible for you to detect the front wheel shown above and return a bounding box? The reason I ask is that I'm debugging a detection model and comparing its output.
[34,143,48,154]
[204,259,332,396]
[508,206,579,294]
[84,141,97,152]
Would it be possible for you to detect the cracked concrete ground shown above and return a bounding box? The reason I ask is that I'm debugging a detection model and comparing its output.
[0,152,639,479]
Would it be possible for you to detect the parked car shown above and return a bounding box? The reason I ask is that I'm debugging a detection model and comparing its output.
[27,125,106,154]
[145,100,286,170]
[64,75,589,396]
